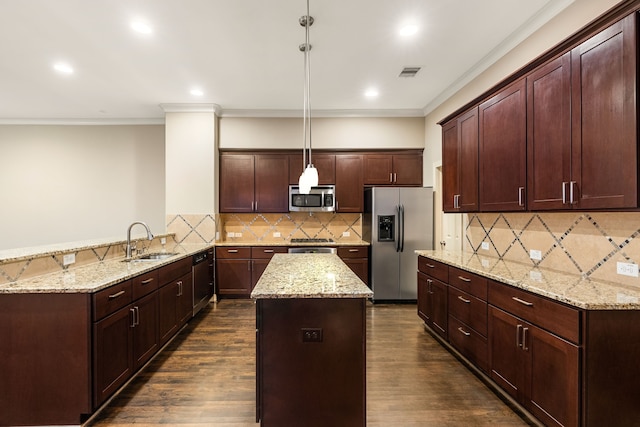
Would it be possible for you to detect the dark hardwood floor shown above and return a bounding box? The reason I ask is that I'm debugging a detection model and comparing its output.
[86,300,534,427]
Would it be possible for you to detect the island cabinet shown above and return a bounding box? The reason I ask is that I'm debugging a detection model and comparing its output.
[337,246,369,285]
[289,153,336,185]
[442,107,479,212]
[479,78,527,212]
[219,153,289,213]
[417,256,448,339]
[363,153,422,186]
[335,154,364,212]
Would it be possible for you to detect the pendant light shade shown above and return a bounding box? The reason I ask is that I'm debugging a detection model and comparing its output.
[297,0,318,194]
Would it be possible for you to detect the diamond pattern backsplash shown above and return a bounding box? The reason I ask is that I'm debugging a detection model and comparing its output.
[465,212,640,286]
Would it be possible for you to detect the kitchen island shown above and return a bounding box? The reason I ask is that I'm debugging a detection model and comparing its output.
[251,253,372,427]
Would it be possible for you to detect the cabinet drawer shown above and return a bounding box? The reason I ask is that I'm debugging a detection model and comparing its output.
[216,247,251,259]
[158,257,191,285]
[251,246,288,259]
[418,257,448,282]
[449,267,487,300]
[448,315,488,373]
[337,246,368,258]
[448,287,487,337]
[488,280,581,344]
[93,280,132,321]
[132,270,159,300]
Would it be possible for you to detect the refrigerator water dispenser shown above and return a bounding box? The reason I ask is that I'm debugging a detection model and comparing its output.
[378,215,395,241]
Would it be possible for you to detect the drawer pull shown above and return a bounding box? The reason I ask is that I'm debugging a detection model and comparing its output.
[457,295,471,304]
[348,249,359,253]
[512,296,534,307]
[228,249,239,253]
[457,327,471,337]
[141,278,154,285]
[458,276,471,282]
[108,290,126,299]
[426,263,435,268]
[263,249,274,253]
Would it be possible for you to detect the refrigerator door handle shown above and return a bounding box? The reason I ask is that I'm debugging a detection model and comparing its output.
[395,205,400,252]
[400,204,405,252]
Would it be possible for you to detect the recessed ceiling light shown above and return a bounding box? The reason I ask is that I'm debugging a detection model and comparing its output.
[190,88,204,97]
[399,24,418,37]
[53,62,74,75]
[131,21,153,34]
[365,88,379,98]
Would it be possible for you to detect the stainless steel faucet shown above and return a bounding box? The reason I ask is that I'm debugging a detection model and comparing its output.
[126,221,154,259]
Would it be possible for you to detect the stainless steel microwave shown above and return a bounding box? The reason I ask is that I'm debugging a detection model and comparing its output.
[289,185,336,212]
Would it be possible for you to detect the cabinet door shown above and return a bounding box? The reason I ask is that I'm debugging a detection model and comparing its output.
[442,119,459,212]
[527,53,572,210]
[220,154,255,213]
[335,155,364,212]
[457,108,479,211]
[489,306,525,401]
[255,155,289,212]
[393,155,422,186]
[363,154,393,185]
[289,153,336,185]
[216,259,252,296]
[417,272,430,323]
[479,79,527,211]
[132,292,159,369]
[571,14,637,209]
[178,271,193,325]
[158,282,179,346]
[251,259,270,290]
[342,258,368,285]
[429,277,448,340]
[93,305,133,407]
[526,324,579,427]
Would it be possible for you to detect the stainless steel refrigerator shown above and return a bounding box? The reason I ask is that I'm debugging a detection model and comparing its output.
[363,187,434,301]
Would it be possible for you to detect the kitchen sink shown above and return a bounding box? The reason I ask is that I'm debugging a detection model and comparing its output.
[123,252,179,262]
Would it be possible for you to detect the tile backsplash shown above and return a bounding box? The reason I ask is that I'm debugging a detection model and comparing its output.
[465,212,640,286]
[219,212,362,243]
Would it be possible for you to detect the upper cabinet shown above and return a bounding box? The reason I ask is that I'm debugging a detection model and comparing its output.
[570,14,637,209]
[442,108,479,212]
[479,78,527,212]
[441,10,638,213]
[363,153,422,186]
[288,153,336,185]
[335,154,364,212]
[219,153,289,213]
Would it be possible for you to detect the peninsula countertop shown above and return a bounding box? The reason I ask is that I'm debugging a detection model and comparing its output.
[416,249,640,310]
[251,253,373,299]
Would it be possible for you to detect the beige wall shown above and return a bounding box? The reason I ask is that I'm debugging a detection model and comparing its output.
[423,0,622,186]
[0,125,165,250]
[219,116,425,150]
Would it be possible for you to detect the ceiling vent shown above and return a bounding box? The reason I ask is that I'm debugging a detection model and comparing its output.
[399,67,421,78]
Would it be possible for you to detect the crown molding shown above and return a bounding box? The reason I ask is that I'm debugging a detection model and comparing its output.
[0,118,165,125]
[219,108,425,118]
[159,103,221,114]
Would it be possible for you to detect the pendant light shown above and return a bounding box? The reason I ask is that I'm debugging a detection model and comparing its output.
[298,0,318,194]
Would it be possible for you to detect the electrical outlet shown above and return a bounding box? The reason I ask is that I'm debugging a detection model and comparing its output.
[63,253,76,266]
[160,237,166,245]
[529,249,542,261]
[343,231,350,237]
[530,271,542,282]
[481,258,490,268]
[236,232,242,237]
[302,328,323,343]
[227,232,235,238]
[481,242,490,250]
[273,232,281,238]
[617,262,639,277]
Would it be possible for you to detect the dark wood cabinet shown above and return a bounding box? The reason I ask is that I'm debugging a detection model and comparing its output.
[527,52,572,210]
[479,78,527,211]
[251,246,289,289]
[442,108,479,212]
[335,154,364,212]
[337,246,369,285]
[489,306,579,427]
[417,257,448,340]
[159,271,193,345]
[289,153,336,185]
[130,291,159,369]
[219,154,289,213]
[216,246,287,298]
[363,153,422,186]
[570,13,637,209]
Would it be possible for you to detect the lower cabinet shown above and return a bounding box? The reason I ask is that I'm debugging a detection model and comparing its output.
[417,271,448,340]
[337,246,369,285]
[216,246,288,297]
[159,271,193,345]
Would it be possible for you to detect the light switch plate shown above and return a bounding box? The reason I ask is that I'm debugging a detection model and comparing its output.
[343,231,351,237]
[617,262,639,277]
[273,232,281,237]
[63,253,76,266]
[529,249,542,260]
[481,242,490,250]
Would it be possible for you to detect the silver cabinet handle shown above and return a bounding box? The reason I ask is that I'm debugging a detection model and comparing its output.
[427,278,433,294]
[562,182,568,204]
[458,276,471,282]
[177,280,183,297]
[108,290,126,299]
[390,173,393,183]
[569,181,577,204]
[130,308,136,328]
[141,278,154,285]
[453,194,460,209]
[394,173,397,182]
[133,306,140,326]
[458,327,471,337]
[512,296,534,307]
[518,187,525,207]
[348,249,359,253]
[522,327,529,351]
[426,263,435,268]
[228,249,239,253]
[263,249,274,253]
[516,324,523,348]
[457,295,471,304]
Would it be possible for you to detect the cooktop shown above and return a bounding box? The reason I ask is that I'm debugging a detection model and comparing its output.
[290,238,334,243]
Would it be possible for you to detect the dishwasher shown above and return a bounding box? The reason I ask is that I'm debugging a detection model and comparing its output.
[192,250,212,316]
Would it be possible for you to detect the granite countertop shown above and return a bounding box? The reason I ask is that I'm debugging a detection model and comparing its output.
[251,254,373,299]
[0,243,213,294]
[416,249,640,310]
[215,240,370,247]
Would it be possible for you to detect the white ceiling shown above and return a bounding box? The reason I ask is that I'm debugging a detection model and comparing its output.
[0,0,573,122]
